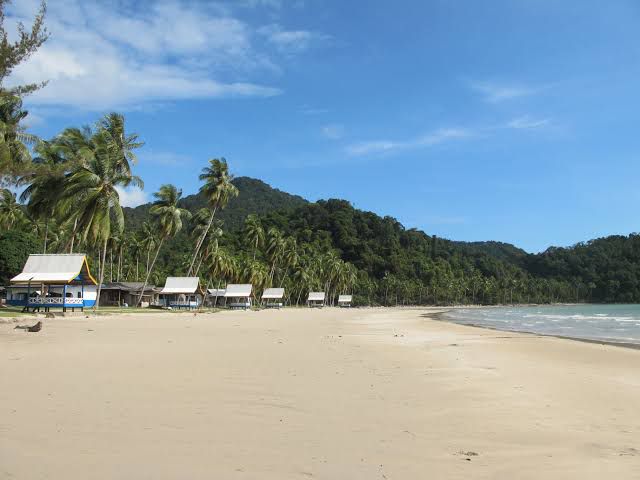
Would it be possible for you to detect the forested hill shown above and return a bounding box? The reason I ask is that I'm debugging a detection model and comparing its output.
[124,177,307,231]
[117,178,640,304]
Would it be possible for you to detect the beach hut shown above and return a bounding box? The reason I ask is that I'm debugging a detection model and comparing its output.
[7,254,97,312]
[224,284,253,310]
[307,291,326,308]
[159,277,202,309]
[99,282,158,307]
[338,294,353,308]
[262,287,285,308]
[206,288,226,307]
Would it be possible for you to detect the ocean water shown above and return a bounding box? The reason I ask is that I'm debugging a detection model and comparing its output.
[443,304,640,345]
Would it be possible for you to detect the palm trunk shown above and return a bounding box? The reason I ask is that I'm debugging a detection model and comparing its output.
[188,206,218,276]
[194,249,206,277]
[43,221,48,254]
[68,218,78,253]
[137,237,165,307]
[136,256,139,282]
[94,239,108,311]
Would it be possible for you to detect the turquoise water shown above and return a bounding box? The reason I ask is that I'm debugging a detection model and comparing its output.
[443,304,640,345]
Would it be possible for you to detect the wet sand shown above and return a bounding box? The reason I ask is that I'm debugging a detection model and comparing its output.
[1,307,638,479]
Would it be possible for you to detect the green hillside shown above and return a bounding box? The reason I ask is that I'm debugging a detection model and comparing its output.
[124,177,307,231]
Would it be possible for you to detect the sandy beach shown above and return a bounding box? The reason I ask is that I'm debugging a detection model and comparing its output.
[1,307,638,479]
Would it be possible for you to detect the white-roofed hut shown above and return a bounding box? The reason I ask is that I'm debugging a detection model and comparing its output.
[338,294,353,308]
[206,288,226,307]
[159,277,202,309]
[261,287,285,309]
[224,284,253,310]
[307,291,326,308]
[8,254,97,312]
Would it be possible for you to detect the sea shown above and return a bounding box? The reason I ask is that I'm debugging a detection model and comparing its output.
[442,304,640,346]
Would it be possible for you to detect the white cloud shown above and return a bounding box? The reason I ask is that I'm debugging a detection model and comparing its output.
[346,128,474,156]
[5,1,329,111]
[321,124,344,140]
[470,81,544,103]
[115,187,148,208]
[507,115,551,129]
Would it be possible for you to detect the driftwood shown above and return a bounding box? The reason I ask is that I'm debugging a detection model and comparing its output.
[15,321,42,333]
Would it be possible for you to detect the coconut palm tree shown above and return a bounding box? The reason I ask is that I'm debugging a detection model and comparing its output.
[18,140,69,253]
[0,94,36,183]
[62,149,143,310]
[139,221,156,277]
[187,158,238,276]
[195,219,223,277]
[0,188,25,228]
[266,227,285,285]
[136,185,191,307]
[244,214,264,260]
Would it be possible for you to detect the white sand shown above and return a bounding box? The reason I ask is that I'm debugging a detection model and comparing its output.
[1,307,639,479]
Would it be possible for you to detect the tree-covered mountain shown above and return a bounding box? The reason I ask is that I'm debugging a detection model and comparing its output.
[124,177,307,231]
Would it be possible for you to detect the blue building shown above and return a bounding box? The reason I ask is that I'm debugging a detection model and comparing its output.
[7,254,98,312]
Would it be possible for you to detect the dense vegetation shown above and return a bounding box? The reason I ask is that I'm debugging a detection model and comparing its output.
[2,1,640,307]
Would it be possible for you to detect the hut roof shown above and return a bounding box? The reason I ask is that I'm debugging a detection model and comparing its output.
[262,287,285,299]
[160,277,200,294]
[224,284,252,298]
[308,292,326,302]
[10,254,97,285]
[338,295,353,303]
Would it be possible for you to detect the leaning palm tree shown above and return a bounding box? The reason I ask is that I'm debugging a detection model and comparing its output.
[187,158,238,276]
[136,184,191,307]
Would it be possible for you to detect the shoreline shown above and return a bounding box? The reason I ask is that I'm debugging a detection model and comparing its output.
[429,308,640,351]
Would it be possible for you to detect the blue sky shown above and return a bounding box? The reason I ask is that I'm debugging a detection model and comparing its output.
[8,0,640,252]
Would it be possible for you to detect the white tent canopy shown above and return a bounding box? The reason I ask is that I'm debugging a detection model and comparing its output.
[224,284,252,298]
[207,288,226,296]
[308,292,326,302]
[262,288,284,299]
[161,277,200,294]
[11,254,96,284]
[338,295,353,303]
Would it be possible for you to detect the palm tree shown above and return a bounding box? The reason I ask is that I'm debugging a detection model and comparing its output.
[0,188,25,228]
[136,185,191,307]
[0,94,36,182]
[195,219,223,276]
[266,227,285,285]
[18,140,69,253]
[244,214,264,260]
[139,221,156,277]
[62,150,143,310]
[187,158,238,276]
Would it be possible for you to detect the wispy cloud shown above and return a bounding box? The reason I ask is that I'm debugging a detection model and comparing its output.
[346,128,474,156]
[470,81,545,103]
[6,1,325,111]
[321,124,344,140]
[506,115,551,129]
